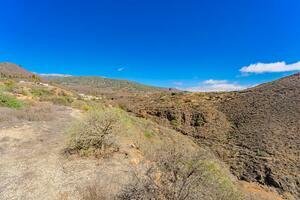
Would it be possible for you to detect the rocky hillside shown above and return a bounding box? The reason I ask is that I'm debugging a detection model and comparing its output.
[123,73,300,199]
[218,73,300,198]
[0,62,37,79]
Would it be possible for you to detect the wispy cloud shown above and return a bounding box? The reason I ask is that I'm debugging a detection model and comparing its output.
[117,67,125,72]
[183,79,249,92]
[39,73,72,77]
[240,61,300,74]
[203,79,228,84]
[172,81,183,86]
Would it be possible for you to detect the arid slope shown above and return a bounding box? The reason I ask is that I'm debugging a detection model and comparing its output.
[124,73,300,199]
[218,73,300,198]
[0,62,36,79]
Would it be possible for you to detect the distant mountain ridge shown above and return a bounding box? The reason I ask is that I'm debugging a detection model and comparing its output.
[0,62,36,79]
[51,76,176,95]
[0,63,175,94]
[40,74,73,79]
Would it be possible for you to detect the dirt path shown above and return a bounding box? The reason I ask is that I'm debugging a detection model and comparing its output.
[0,107,129,200]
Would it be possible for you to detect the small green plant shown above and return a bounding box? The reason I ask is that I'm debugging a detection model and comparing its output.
[144,130,155,138]
[170,119,179,127]
[0,92,23,109]
[256,149,268,157]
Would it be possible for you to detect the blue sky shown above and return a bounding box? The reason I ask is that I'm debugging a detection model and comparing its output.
[1,0,300,91]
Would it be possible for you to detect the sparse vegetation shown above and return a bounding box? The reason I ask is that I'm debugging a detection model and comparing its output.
[31,86,52,97]
[71,100,105,111]
[0,92,23,109]
[71,100,90,110]
[40,95,73,106]
[0,103,55,122]
[52,76,168,95]
[118,148,243,200]
[65,109,120,157]
[3,80,16,92]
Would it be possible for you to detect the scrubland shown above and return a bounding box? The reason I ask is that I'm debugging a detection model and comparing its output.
[0,77,288,200]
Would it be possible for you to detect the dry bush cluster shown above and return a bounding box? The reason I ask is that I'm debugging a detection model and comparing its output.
[65,109,120,157]
[117,149,242,200]
[79,148,242,200]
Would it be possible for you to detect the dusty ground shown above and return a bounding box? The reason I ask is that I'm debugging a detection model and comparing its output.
[0,106,130,200]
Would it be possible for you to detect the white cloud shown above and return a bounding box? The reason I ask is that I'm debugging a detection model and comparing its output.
[203,79,228,84]
[240,61,300,74]
[117,67,125,72]
[39,73,72,77]
[172,81,183,86]
[184,79,249,92]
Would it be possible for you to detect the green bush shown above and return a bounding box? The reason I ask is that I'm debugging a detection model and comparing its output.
[0,92,23,109]
[3,80,16,92]
[144,130,155,138]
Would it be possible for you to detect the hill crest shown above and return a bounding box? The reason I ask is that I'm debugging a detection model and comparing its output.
[0,62,36,79]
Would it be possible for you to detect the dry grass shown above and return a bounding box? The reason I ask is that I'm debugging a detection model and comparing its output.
[0,102,55,122]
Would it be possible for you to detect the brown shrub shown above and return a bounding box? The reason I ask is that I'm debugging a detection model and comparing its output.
[65,109,120,157]
[118,148,242,200]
